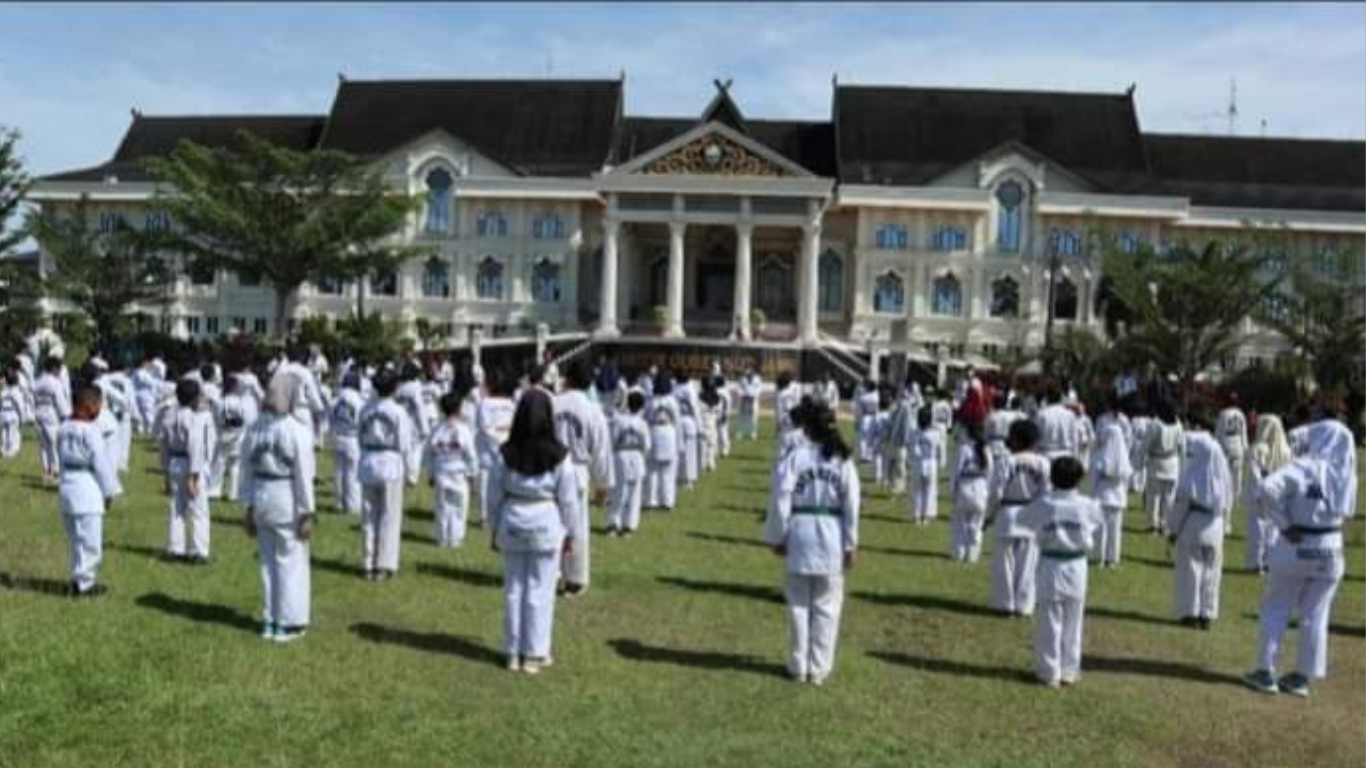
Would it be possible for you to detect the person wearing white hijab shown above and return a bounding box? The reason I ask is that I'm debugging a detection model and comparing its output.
[1167,413,1233,629]
[1245,416,1357,698]
[1243,415,1292,573]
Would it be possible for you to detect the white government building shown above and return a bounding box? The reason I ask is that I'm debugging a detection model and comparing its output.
[28,77,1366,380]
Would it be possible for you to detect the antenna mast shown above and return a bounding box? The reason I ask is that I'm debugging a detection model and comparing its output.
[1227,77,1239,136]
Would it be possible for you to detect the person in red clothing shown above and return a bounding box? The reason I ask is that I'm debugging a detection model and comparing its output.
[957,367,990,430]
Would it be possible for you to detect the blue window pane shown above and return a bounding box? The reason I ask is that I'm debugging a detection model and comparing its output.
[477,257,504,299]
[996,181,1024,253]
[424,169,453,234]
[531,259,561,302]
[931,274,963,317]
[873,272,904,314]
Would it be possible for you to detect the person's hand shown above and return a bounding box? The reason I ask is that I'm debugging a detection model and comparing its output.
[844,550,857,571]
[772,543,787,557]
[296,515,314,541]
[1166,533,1176,546]
[562,537,575,557]
[244,509,257,539]
[186,475,200,500]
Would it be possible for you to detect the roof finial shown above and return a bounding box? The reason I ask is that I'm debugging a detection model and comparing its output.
[130,107,142,119]
[832,71,839,87]
[618,68,626,83]
[1125,82,1136,97]
[337,71,347,83]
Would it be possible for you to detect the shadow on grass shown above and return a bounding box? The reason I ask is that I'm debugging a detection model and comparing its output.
[312,556,363,578]
[1086,605,1175,627]
[656,575,784,604]
[853,591,1003,618]
[1237,611,1366,638]
[608,638,785,678]
[868,651,1035,685]
[415,562,501,588]
[1084,654,1244,687]
[211,515,247,528]
[350,622,502,666]
[0,572,71,596]
[401,531,434,546]
[107,542,171,562]
[406,508,434,522]
[134,592,257,633]
[686,531,766,549]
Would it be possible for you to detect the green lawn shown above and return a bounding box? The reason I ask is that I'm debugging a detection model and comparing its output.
[1,422,1362,768]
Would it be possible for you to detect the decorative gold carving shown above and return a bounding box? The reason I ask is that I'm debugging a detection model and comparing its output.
[641,133,784,177]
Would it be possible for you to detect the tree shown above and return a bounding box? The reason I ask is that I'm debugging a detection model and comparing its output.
[1262,246,1366,396]
[28,195,171,347]
[1098,238,1282,406]
[0,127,43,352]
[147,131,424,336]
[413,317,447,351]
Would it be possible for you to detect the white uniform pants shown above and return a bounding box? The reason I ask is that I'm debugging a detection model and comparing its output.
[608,477,643,532]
[434,480,470,547]
[784,572,845,681]
[167,470,210,558]
[718,420,731,457]
[882,447,906,493]
[36,418,59,475]
[334,442,361,515]
[679,433,699,486]
[950,505,985,562]
[136,394,157,434]
[0,419,19,458]
[209,446,241,501]
[739,408,757,440]
[63,513,103,590]
[257,519,310,628]
[991,537,1037,615]
[1174,534,1222,619]
[644,459,677,510]
[1224,453,1244,534]
[477,469,493,524]
[909,472,937,522]
[1256,541,1343,679]
[1245,511,1278,572]
[503,547,562,658]
[405,445,422,486]
[561,464,591,589]
[1036,592,1085,684]
[1145,476,1176,534]
[361,480,404,573]
[1098,506,1124,565]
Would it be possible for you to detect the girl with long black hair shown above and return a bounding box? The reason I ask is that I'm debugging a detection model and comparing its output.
[950,422,993,563]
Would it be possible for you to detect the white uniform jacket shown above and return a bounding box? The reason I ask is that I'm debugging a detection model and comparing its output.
[766,444,860,575]
[239,415,316,525]
[57,419,122,514]
[357,398,415,485]
[486,454,582,553]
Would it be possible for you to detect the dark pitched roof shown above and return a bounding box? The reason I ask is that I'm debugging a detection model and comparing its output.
[41,114,326,182]
[1142,133,1365,211]
[834,84,1148,186]
[615,117,835,177]
[318,78,621,176]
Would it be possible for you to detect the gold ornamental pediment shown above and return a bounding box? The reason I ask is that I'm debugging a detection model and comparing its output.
[640,133,786,177]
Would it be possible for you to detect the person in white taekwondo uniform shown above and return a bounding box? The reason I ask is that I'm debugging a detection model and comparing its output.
[1167,413,1233,629]
[1244,416,1357,698]
[553,362,614,596]
[949,424,993,563]
[475,375,517,525]
[854,379,879,464]
[765,403,860,686]
[607,391,651,537]
[57,385,123,597]
[357,371,415,581]
[329,373,366,515]
[1142,402,1185,535]
[33,356,71,484]
[674,373,701,491]
[1034,385,1079,460]
[423,392,479,548]
[239,374,316,643]
[1089,400,1133,568]
[773,373,801,443]
[161,378,215,564]
[907,406,946,525]
[737,369,762,442]
[1215,394,1249,531]
[988,419,1051,617]
[486,388,581,675]
[1244,414,1292,573]
[90,358,133,473]
[1018,456,1102,688]
[277,347,327,456]
[0,372,29,458]
[396,364,432,487]
[644,372,681,511]
[209,376,249,501]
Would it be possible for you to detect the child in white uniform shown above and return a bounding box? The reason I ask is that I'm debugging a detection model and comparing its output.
[1244,415,1291,573]
[423,392,479,548]
[988,420,1051,617]
[33,357,71,483]
[0,372,29,458]
[357,371,416,580]
[908,407,946,524]
[329,374,366,515]
[644,374,681,510]
[1089,404,1132,568]
[608,391,651,536]
[57,385,123,596]
[210,376,249,501]
[1168,414,1233,629]
[950,424,993,562]
[475,376,517,525]
[161,378,215,564]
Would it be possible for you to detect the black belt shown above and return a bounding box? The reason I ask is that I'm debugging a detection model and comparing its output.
[1188,503,1213,515]
[168,451,189,458]
[1295,525,1341,535]
[1041,549,1086,561]
[255,471,293,481]
[1000,499,1030,507]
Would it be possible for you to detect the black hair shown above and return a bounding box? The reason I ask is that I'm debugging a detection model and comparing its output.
[1050,456,1085,490]
[222,375,240,396]
[286,345,307,364]
[488,369,517,398]
[42,355,62,373]
[373,371,400,398]
[439,391,463,418]
[802,402,851,461]
[401,362,422,382]
[74,384,103,414]
[1185,409,1212,431]
[1156,399,1178,425]
[501,388,568,475]
[790,395,815,431]
[777,371,792,390]
[199,363,216,383]
[341,372,361,390]
[175,378,201,408]
[965,421,988,470]
[627,391,645,414]
[654,370,674,397]
[1006,419,1041,452]
[916,404,933,430]
[699,378,720,408]
[563,360,591,390]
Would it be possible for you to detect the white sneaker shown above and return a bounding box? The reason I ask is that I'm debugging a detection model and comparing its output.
[260,622,277,640]
[506,656,522,672]
[273,628,307,644]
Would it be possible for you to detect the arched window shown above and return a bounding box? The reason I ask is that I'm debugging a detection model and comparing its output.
[817,249,843,313]
[995,181,1024,253]
[872,271,904,314]
[931,273,963,317]
[875,224,910,250]
[532,215,565,240]
[424,168,453,234]
[1052,276,1078,320]
[990,276,1020,318]
[1118,230,1144,255]
[476,257,504,300]
[531,258,562,302]
[421,257,449,298]
[932,225,967,252]
[1050,229,1083,257]
[477,210,509,238]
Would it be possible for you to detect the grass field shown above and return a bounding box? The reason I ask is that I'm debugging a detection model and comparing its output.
[1,421,1362,768]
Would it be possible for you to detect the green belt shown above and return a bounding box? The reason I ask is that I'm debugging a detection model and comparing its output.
[792,505,842,517]
[1041,549,1086,561]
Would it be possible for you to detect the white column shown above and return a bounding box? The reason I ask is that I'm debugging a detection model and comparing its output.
[596,218,620,337]
[798,222,820,344]
[665,221,686,338]
[733,223,753,340]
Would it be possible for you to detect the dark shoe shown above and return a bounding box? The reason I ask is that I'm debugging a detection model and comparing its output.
[161,552,184,563]
[1178,616,1200,628]
[363,569,376,581]
[187,555,210,566]
[1243,669,1278,695]
[622,528,635,538]
[1198,617,1212,631]
[562,582,586,598]
[1277,673,1311,698]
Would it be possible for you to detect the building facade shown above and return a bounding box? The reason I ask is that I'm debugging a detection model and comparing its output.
[28,77,1366,377]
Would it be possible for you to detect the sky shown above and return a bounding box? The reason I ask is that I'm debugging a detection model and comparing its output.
[1,2,1364,177]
